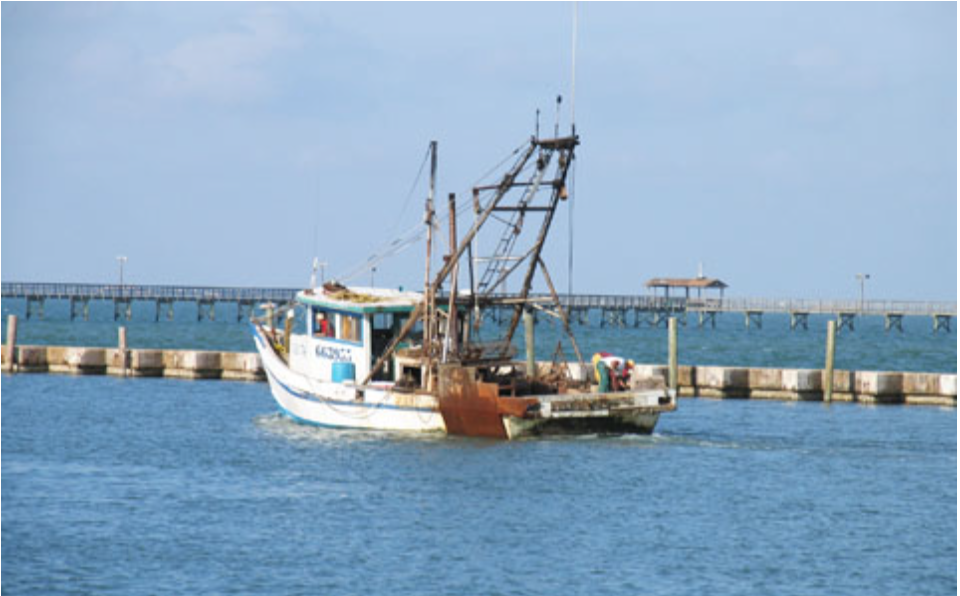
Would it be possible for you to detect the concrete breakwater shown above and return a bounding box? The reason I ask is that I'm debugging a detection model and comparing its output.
[628,363,956,407]
[2,344,955,407]
[2,345,265,382]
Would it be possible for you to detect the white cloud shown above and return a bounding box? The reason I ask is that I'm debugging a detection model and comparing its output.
[71,40,139,82]
[66,7,302,107]
[147,8,301,104]
[792,45,841,71]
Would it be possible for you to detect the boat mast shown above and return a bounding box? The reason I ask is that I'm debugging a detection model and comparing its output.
[423,140,437,390]
[443,192,459,362]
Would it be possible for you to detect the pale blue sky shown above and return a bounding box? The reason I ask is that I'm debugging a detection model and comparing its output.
[2,2,956,300]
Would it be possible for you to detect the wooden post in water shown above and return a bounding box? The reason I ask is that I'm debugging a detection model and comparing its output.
[265,303,275,332]
[283,310,294,357]
[4,315,18,373]
[824,320,836,403]
[668,317,678,392]
[524,308,536,379]
[118,326,129,377]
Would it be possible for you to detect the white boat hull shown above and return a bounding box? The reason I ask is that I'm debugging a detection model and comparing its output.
[253,326,673,438]
[253,327,445,433]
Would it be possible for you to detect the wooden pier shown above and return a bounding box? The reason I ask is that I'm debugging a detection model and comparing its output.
[1,282,297,322]
[1,282,955,332]
[494,293,956,332]
[680,296,957,332]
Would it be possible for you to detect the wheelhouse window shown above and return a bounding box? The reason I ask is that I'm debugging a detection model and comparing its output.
[338,313,362,343]
[313,308,334,338]
[312,308,362,344]
[372,313,394,331]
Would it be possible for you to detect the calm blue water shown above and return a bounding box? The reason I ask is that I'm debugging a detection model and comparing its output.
[1,298,956,373]
[3,373,956,595]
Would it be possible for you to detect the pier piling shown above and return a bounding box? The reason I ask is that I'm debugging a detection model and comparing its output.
[745,311,763,329]
[885,313,904,332]
[698,310,717,329]
[933,314,952,333]
[837,312,856,332]
[790,312,809,331]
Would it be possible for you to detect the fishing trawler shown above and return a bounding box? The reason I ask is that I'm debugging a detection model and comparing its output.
[252,130,676,439]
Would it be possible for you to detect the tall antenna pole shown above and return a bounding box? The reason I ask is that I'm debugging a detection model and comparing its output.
[568,2,580,295]
[571,0,578,133]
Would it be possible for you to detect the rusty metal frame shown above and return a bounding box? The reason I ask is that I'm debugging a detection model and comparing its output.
[361,140,540,387]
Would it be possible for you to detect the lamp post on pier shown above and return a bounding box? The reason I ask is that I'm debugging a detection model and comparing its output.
[116,256,128,292]
[856,273,871,314]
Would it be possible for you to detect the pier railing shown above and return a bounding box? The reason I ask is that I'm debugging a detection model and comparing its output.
[519,293,955,317]
[1,282,298,303]
[562,294,688,311]
[2,282,955,324]
[683,297,957,316]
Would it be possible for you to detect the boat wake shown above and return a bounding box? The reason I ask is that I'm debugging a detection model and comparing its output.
[252,412,446,446]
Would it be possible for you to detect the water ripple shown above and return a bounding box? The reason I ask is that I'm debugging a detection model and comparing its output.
[2,374,956,596]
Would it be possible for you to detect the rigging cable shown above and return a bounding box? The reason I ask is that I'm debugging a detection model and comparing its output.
[568,156,576,297]
[333,140,529,284]
[390,143,434,241]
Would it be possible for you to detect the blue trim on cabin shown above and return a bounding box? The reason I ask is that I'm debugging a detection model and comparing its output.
[297,294,420,315]
[309,334,364,348]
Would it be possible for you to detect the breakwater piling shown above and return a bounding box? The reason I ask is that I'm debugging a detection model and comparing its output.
[3,315,18,373]
[668,316,678,392]
[3,343,954,407]
[824,319,837,403]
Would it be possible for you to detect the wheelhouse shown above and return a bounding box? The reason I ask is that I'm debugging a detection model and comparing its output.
[287,287,423,385]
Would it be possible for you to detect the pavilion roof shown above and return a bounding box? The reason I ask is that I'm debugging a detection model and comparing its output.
[645,277,729,289]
